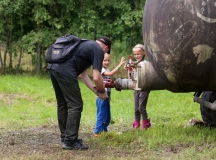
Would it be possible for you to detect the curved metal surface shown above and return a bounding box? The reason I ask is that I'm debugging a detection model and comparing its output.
[143,0,216,92]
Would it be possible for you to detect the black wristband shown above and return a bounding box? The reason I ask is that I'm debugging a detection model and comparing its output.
[93,86,105,94]
[97,89,105,94]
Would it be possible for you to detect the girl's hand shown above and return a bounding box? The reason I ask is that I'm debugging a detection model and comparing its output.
[119,57,126,66]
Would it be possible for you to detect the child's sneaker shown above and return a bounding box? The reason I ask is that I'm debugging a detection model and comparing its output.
[94,132,99,137]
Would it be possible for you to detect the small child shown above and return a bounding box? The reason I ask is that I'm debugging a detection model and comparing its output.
[94,53,125,137]
[126,44,151,129]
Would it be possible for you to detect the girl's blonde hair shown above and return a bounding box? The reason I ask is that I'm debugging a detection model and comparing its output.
[132,44,145,52]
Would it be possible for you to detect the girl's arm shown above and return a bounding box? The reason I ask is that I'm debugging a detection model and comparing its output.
[104,57,125,76]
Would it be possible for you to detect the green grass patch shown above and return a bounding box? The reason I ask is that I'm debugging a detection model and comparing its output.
[0,75,216,159]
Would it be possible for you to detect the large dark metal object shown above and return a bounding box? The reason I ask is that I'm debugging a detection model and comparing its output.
[143,0,216,92]
[142,0,216,124]
[115,0,216,125]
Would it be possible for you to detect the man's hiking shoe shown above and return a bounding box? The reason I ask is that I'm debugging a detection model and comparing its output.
[61,138,82,144]
[62,140,88,150]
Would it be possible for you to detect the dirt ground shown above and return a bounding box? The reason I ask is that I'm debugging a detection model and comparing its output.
[0,125,177,160]
[0,126,61,159]
[2,123,214,160]
[0,126,147,160]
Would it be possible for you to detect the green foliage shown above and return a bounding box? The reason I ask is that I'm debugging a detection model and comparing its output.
[0,0,147,73]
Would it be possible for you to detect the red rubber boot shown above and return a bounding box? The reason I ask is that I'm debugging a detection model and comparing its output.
[132,120,140,129]
[142,119,151,129]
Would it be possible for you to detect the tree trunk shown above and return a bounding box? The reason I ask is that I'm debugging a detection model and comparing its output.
[16,47,22,73]
[16,14,24,73]
[41,46,47,70]
[3,41,8,72]
[0,44,3,73]
[8,30,13,69]
[36,42,41,74]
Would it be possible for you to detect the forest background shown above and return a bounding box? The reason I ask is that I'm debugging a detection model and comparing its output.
[0,0,145,74]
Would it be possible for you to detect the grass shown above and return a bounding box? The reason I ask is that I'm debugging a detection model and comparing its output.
[0,74,216,160]
[0,75,56,129]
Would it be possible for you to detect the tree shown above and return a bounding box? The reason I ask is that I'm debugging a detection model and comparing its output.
[0,0,146,74]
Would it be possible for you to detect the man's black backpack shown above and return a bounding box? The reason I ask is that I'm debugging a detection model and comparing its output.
[45,34,81,63]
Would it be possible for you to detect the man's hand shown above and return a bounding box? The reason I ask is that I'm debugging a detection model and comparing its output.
[93,87,108,100]
[98,92,108,100]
